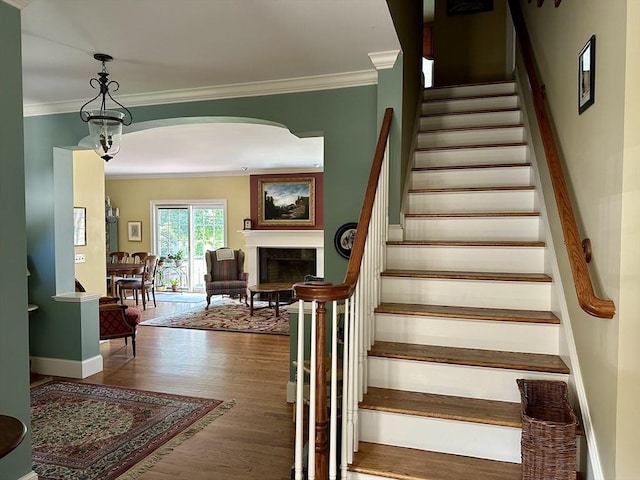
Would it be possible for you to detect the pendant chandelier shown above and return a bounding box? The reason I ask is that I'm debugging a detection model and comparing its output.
[79,53,133,161]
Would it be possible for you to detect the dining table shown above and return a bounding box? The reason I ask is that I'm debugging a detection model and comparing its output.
[106,262,145,298]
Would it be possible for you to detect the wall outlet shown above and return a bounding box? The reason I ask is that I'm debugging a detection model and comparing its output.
[74,254,85,263]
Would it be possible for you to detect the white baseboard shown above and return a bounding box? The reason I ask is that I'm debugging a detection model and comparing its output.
[30,354,103,379]
[18,471,38,480]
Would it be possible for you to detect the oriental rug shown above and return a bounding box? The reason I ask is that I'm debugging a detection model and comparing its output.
[31,380,232,480]
[140,300,290,335]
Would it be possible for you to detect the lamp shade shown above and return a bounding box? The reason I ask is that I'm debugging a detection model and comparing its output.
[86,110,125,161]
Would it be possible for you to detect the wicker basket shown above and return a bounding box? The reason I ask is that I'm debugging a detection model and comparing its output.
[517,379,578,480]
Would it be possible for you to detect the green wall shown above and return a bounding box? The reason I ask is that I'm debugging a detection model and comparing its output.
[0,3,31,478]
[23,85,383,362]
[386,0,424,204]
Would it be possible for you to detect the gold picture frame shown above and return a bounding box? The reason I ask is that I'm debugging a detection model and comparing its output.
[258,177,315,227]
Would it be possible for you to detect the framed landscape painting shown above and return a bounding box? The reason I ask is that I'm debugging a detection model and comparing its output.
[258,177,315,227]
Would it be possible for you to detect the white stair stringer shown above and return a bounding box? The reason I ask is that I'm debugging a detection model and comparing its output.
[347,81,574,480]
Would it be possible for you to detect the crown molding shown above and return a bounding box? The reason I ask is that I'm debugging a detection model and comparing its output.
[1,0,31,9]
[23,69,378,117]
[368,50,400,70]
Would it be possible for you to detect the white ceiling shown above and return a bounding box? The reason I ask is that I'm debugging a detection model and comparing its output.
[19,0,401,178]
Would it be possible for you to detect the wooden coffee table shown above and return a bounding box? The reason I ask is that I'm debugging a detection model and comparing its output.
[248,282,294,316]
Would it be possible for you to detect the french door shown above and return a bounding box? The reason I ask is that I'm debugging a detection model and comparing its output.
[151,200,227,292]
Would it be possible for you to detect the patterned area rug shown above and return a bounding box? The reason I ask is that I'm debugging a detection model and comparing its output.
[140,300,290,335]
[31,380,232,480]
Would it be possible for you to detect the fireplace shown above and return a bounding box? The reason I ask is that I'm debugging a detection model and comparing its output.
[259,248,317,284]
[241,229,324,290]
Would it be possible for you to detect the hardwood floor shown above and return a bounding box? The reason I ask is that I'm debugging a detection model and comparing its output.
[85,298,296,479]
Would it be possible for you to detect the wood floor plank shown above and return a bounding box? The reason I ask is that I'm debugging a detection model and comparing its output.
[370,341,570,374]
[74,298,295,480]
[361,387,522,428]
[350,442,522,480]
[375,303,560,324]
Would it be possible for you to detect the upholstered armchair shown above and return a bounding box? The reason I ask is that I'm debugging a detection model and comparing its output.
[98,302,142,357]
[75,279,142,357]
[204,248,248,309]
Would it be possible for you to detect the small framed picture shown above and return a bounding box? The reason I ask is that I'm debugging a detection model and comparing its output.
[578,35,596,114]
[243,218,252,230]
[127,221,142,242]
[334,222,357,259]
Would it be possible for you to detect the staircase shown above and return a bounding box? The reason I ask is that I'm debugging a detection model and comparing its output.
[347,81,572,479]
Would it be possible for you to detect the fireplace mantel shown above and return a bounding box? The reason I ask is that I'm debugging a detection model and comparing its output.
[240,230,324,286]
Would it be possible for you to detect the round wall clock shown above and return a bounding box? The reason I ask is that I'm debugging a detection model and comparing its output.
[334,222,357,259]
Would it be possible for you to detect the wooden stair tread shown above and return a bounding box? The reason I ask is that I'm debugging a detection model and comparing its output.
[369,341,570,374]
[409,186,535,194]
[405,211,539,218]
[413,162,531,171]
[381,269,552,283]
[361,387,521,428]
[423,92,517,104]
[386,240,545,247]
[419,124,524,134]
[375,303,560,324]
[421,107,521,118]
[350,442,522,480]
[416,142,526,152]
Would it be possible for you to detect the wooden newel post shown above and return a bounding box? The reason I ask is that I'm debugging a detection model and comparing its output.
[314,300,329,479]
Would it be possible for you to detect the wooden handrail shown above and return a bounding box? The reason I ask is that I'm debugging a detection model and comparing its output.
[293,107,392,479]
[293,107,394,303]
[508,0,615,318]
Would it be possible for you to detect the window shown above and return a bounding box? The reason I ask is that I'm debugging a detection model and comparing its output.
[152,200,226,292]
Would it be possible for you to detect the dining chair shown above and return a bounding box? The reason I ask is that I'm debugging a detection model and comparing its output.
[107,251,131,295]
[117,255,158,310]
[108,251,130,263]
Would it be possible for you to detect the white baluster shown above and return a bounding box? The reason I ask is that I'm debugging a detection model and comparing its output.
[294,300,305,480]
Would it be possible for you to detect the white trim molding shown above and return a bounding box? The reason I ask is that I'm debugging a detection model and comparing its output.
[1,0,31,9]
[368,50,400,70]
[24,69,378,117]
[53,292,101,303]
[30,354,103,379]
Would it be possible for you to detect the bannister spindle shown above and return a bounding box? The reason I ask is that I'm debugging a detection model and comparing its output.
[314,300,328,480]
[294,300,305,480]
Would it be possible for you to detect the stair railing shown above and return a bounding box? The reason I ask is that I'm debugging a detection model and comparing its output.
[508,0,615,319]
[293,107,393,479]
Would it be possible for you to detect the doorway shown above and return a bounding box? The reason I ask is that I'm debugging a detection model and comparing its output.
[151,200,227,292]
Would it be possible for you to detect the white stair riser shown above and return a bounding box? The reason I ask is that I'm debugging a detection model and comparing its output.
[359,410,521,463]
[408,190,536,214]
[411,166,531,189]
[422,96,519,115]
[405,217,541,242]
[386,245,545,273]
[367,356,568,402]
[424,83,516,100]
[417,127,524,148]
[375,314,560,354]
[414,145,527,167]
[381,277,551,311]
[420,110,522,130]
